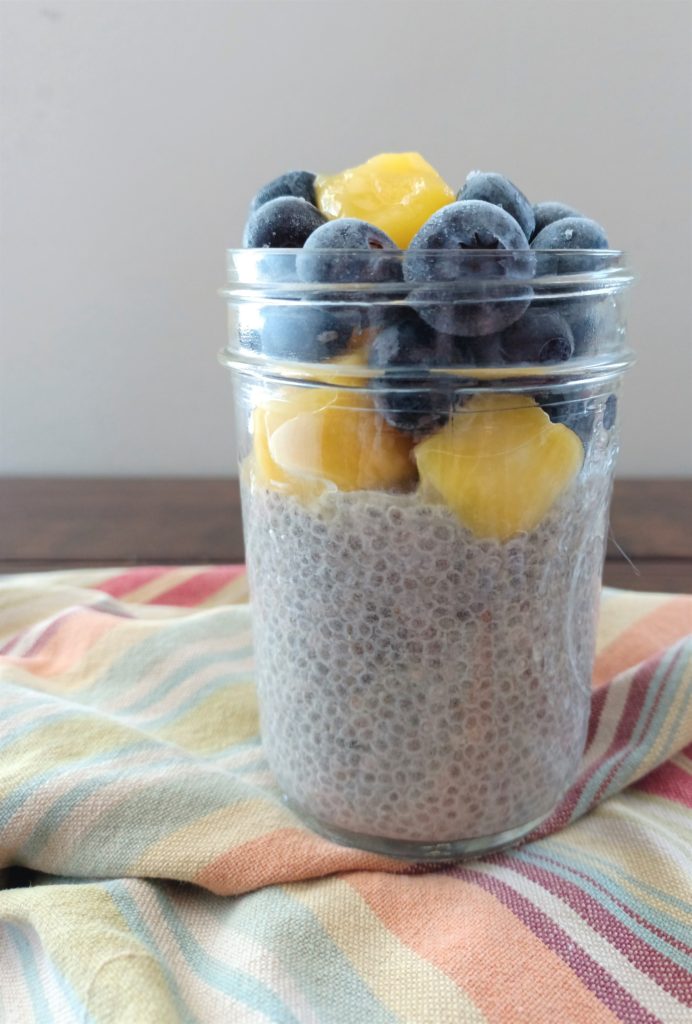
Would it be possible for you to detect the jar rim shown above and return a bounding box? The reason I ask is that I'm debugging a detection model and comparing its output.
[223,247,632,292]
[219,347,635,393]
[220,248,634,390]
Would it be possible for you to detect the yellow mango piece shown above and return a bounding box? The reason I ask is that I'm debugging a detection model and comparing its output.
[270,393,415,492]
[315,152,455,248]
[249,402,324,500]
[318,343,371,387]
[249,385,415,495]
[414,394,584,541]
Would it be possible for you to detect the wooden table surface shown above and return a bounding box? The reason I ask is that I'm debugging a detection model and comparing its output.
[1,478,691,593]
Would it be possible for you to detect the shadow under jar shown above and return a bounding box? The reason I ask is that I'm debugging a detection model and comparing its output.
[220,248,634,861]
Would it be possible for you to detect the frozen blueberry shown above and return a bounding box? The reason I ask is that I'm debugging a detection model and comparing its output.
[562,299,618,355]
[531,201,583,240]
[536,392,596,444]
[297,219,404,333]
[404,201,535,337]
[238,322,262,351]
[296,218,401,284]
[496,310,575,364]
[368,309,466,434]
[368,309,462,372]
[452,334,505,369]
[242,196,326,248]
[258,304,358,361]
[603,393,618,429]
[457,171,535,240]
[536,290,619,356]
[249,171,317,215]
[531,217,609,274]
[565,311,599,353]
[406,201,533,270]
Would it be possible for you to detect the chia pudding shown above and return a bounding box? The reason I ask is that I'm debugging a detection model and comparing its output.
[242,440,614,849]
[225,151,632,856]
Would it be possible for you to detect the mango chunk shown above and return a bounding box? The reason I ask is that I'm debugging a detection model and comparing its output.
[315,152,455,249]
[250,400,324,501]
[318,342,371,387]
[414,394,584,540]
[250,385,415,495]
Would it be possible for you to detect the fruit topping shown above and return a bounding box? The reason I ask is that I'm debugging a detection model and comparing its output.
[535,392,596,444]
[249,170,317,215]
[414,394,584,540]
[603,393,618,430]
[457,171,535,240]
[368,308,465,434]
[238,156,620,518]
[404,200,534,336]
[530,216,609,274]
[315,152,455,249]
[296,218,401,284]
[495,309,575,364]
[531,201,584,240]
[251,387,415,495]
[250,400,324,501]
[243,196,326,248]
[319,343,372,387]
[257,304,359,361]
[237,317,262,352]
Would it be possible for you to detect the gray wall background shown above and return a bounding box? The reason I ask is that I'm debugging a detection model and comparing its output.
[1,0,690,477]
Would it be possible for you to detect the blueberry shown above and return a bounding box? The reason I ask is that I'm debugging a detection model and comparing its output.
[452,334,505,368]
[536,288,619,357]
[406,201,533,271]
[603,393,617,429]
[531,201,583,240]
[457,171,535,240]
[296,218,404,334]
[296,218,401,284]
[368,309,466,434]
[496,310,575,364]
[560,296,619,356]
[404,201,535,337]
[238,323,262,352]
[249,170,317,215]
[242,196,326,249]
[531,217,609,274]
[566,310,600,352]
[536,392,595,444]
[368,309,461,372]
[258,304,358,361]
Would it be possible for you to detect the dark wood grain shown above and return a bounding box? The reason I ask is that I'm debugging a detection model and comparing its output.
[603,560,692,594]
[605,479,692,559]
[1,477,691,593]
[0,478,244,564]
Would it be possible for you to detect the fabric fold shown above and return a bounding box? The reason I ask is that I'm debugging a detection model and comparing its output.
[0,567,690,1023]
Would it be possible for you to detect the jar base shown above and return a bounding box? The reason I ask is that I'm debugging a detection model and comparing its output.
[285,799,552,862]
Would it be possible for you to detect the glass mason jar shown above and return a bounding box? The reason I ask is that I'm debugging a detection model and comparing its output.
[220,248,633,860]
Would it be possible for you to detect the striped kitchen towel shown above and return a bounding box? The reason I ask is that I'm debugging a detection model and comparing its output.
[0,566,690,1023]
